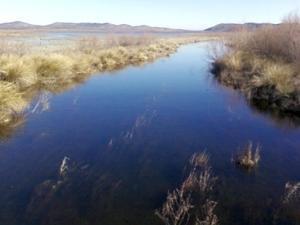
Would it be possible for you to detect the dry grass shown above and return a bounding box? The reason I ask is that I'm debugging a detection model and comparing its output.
[214,12,300,109]
[0,82,27,124]
[195,200,218,225]
[232,141,261,169]
[283,182,300,205]
[156,152,218,225]
[155,187,193,225]
[0,35,211,127]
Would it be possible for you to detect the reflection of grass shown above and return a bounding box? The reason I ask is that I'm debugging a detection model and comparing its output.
[0,35,214,126]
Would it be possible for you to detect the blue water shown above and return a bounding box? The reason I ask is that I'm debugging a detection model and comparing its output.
[0,43,299,225]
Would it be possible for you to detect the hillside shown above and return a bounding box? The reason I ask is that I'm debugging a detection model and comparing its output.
[0,21,199,33]
[205,23,276,32]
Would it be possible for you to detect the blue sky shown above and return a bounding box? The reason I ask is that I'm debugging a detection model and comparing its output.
[1,0,299,29]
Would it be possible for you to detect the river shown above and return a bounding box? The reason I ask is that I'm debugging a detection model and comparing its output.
[0,43,299,225]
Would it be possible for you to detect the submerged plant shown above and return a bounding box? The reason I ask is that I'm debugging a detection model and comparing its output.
[195,200,218,225]
[156,152,218,225]
[59,156,71,178]
[233,141,261,169]
[182,153,217,194]
[189,152,209,168]
[283,182,300,205]
[155,187,193,225]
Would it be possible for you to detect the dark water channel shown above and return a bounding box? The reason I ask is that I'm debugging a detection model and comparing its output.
[0,43,299,225]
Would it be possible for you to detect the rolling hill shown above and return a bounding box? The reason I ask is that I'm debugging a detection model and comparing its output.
[204,23,277,32]
[0,21,199,33]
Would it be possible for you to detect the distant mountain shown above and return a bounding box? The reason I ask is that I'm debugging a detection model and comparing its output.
[205,23,277,32]
[44,22,192,33]
[0,21,37,29]
[0,21,199,33]
[0,21,278,33]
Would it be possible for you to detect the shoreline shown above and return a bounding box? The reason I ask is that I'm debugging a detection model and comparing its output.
[211,60,300,116]
[0,36,217,127]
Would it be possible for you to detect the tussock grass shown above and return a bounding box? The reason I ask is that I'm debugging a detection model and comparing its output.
[232,141,261,169]
[0,35,209,126]
[213,12,300,114]
[0,82,27,124]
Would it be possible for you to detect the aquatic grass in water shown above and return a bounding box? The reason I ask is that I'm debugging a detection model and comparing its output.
[156,152,218,225]
[283,182,300,205]
[232,141,261,169]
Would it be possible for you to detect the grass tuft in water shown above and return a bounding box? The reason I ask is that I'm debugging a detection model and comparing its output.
[232,141,261,169]
[156,152,218,225]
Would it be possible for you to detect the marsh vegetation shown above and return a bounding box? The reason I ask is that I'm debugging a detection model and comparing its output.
[0,35,299,225]
[156,152,218,225]
[232,142,261,169]
[0,35,211,129]
[212,13,300,116]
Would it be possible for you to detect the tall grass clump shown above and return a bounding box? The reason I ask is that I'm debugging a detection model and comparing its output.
[213,12,300,114]
[0,82,27,124]
[156,152,218,225]
[232,141,261,169]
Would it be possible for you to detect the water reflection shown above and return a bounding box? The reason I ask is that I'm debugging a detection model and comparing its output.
[0,43,299,225]
[249,101,300,128]
[0,116,25,140]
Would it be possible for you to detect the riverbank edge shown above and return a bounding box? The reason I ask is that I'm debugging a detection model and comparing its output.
[0,36,217,126]
[211,60,300,115]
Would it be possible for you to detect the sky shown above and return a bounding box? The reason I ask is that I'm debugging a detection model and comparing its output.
[1,0,299,30]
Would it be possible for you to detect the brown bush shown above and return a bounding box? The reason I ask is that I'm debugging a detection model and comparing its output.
[231,13,300,67]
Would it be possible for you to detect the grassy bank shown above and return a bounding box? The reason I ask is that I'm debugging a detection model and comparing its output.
[0,35,214,126]
[212,14,300,115]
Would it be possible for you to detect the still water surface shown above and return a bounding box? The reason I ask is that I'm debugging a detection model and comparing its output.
[0,43,299,225]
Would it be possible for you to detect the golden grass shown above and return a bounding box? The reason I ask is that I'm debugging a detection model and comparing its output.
[214,13,300,99]
[156,152,218,225]
[260,63,296,94]
[0,82,27,124]
[232,141,261,169]
[0,35,213,126]
[219,52,298,95]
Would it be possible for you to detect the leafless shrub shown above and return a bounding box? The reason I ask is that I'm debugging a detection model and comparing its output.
[283,182,300,204]
[230,12,300,68]
[233,141,261,169]
[208,39,228,61]
[155,187,193,225]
